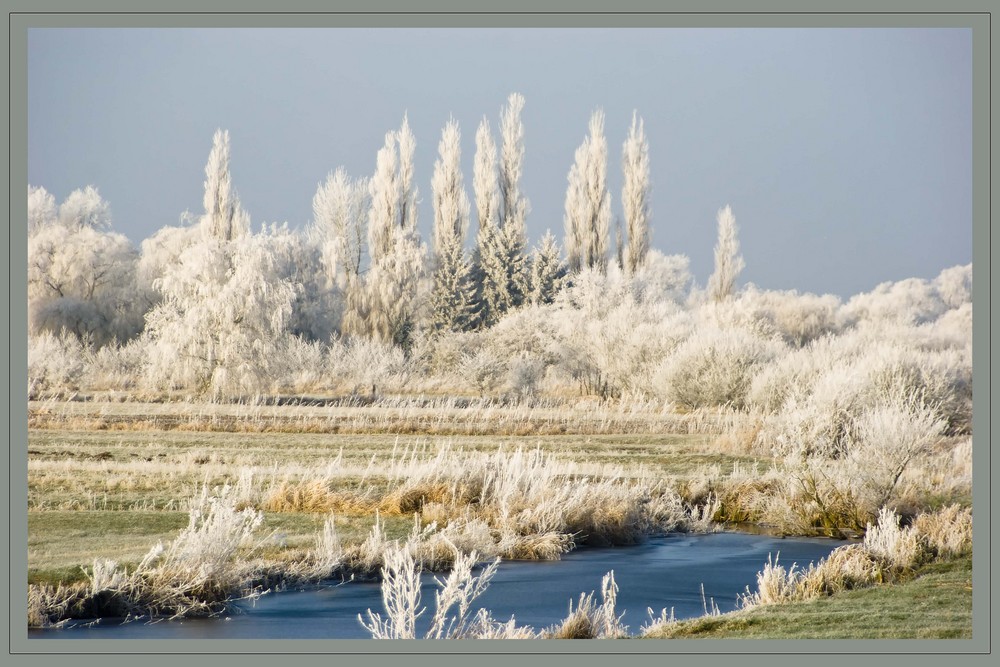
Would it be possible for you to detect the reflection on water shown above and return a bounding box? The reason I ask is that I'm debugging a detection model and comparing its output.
[31,532,844,640]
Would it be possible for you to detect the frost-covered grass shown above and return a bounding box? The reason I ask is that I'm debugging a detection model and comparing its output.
[27,425,726,627]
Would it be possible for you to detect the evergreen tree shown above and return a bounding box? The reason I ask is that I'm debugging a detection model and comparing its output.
[430,119,476,332]
[528,230,566,306]
[475,93,531,327]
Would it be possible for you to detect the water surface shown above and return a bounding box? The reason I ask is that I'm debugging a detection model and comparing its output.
[31,532,843,639]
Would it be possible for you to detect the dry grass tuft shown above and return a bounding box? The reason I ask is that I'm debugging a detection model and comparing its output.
[542,572,628,639]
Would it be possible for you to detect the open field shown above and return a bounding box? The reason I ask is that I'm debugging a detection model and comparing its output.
[28,398,742,583]
[26,397,973,637]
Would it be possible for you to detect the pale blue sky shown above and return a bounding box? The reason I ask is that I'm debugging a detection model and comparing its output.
[27,27,972,298]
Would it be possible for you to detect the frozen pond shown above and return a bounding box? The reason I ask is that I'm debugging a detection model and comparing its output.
[31,531,844,639]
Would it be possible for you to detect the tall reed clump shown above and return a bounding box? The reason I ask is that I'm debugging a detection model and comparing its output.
[739,505,971,610]
[265,444,705,566]
[358,540,631,640]
[358,546,539,639]
[28,485,270,626]
[541,571,629,639]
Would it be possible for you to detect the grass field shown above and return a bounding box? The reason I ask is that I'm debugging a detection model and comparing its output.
[645,556,973,639]
[25,397,974,637]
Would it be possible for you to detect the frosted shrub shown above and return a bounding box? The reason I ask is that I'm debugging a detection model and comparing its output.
[328,337,409,394]
[773,395,947,534]
[506,352,545,399]
[548,268,694,398]
[459,349,507,396]
[83,338,147,391]
[734,286,843,347]
[745,335,844,412]
[28,330,86,395]
[416,330,485,378]
[843,275,947,327]
[760,364,868,458]
[630,250,693,305]
[845,399,947,515]
[271,336,330,393]
[933,263,972,309]
[482,304,559,362]
[654,327,785,410]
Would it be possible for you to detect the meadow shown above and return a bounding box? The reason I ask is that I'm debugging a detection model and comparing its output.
[27,393,973,639]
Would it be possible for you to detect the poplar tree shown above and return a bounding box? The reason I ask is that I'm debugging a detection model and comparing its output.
[707,205,745,302]
[621,111,651,275]
[564,110,611,274]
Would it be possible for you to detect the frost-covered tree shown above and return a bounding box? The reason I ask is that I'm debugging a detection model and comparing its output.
[528,230,565,306]
[142,131,296,396]
[312,168,369,285]
[343,116,427,347]
[621,111,651,275]
[143,232,296,397]
[430,119,476,332]
[28,186,145,346]
[309,167,370,340]
[707,205,745,303]
[201,129,249,242]
[57,185,112,230]
[473,117,502,327]
[263,222,338,342]
[564,110,612,274]
[475,94,531,327]
[28,185,57,234]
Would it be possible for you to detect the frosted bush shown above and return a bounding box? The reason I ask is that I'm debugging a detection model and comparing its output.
[327,337,409,394]
[506,352,545,399]
[83,338,147,391]
[458,349,507,396]
[482,304,559,362]
[933,263,972,309]
[653,327,785,410]
[746,335,845,412]
[630,250,693,305]
[843,275,948,327]
[733,285,843,347]
[846,399,947,514]
[271,336,330,393]
[28,330,86,395]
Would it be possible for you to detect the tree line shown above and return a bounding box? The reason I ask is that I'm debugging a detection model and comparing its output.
[28,93,750,396]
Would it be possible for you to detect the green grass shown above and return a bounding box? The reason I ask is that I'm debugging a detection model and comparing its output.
[645,556,973,639]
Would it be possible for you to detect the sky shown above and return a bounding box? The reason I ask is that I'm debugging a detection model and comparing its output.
[27,27,972,299]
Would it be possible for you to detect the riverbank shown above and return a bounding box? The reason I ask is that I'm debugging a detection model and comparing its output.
[25,398,973,637]
[644,555,972,639]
